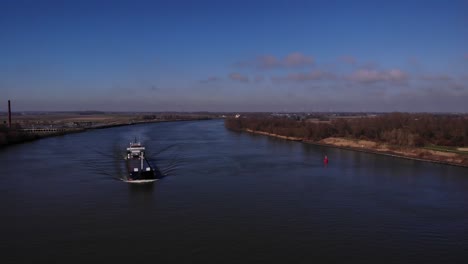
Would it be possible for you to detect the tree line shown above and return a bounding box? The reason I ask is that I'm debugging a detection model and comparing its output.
[225,113,468,147]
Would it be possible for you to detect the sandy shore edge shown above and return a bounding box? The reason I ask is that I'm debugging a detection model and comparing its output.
[241,129,468,168]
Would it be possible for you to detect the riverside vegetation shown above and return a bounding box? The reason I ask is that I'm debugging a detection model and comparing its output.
[225,113,468,167]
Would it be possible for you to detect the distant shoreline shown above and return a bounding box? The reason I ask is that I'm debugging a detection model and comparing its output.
[0,117,219,148]
[242,129,468,168]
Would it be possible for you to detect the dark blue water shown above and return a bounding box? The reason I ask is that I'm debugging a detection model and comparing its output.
[1,120,467,263]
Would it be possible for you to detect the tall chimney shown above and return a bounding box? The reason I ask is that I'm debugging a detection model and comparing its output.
[8,100,11,128]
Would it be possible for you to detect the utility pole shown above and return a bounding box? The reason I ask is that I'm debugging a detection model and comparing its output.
[8,100,12,128]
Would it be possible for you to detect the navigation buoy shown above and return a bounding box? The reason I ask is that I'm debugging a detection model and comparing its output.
[324,155,329,166]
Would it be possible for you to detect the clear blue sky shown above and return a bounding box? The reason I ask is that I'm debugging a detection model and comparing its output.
[1,0,467,112]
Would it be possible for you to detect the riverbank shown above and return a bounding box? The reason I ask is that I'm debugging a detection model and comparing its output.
[244,129,303,141]
[0,115,221,148]
[241,129,468,168]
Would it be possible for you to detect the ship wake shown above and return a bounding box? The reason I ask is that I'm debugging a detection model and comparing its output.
[84,142,184,183]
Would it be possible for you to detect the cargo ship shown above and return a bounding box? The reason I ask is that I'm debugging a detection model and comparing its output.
[124,140,161,183]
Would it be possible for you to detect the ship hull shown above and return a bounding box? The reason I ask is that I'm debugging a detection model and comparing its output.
[128,170,156,181]
[125,157,157,182]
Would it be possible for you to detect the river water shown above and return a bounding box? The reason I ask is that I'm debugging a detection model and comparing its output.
[1,120,467,263]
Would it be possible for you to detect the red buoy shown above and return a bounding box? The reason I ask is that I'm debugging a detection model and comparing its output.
[324,155,329,166]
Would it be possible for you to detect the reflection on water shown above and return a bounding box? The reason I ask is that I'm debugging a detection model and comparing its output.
[1,120,467,263]
[128,182,155,195]
[128,183,156,206]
